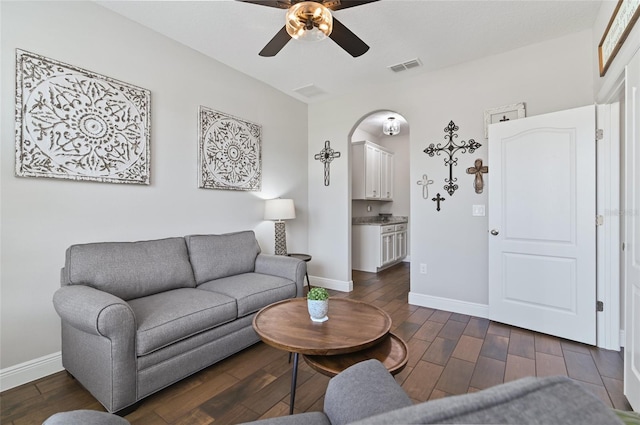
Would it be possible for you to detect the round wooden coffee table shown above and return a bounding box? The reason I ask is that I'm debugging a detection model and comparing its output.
[253,298,399,414]
[303,333,408,377]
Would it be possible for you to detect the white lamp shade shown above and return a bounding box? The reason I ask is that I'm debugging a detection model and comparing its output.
[264,198,296,220]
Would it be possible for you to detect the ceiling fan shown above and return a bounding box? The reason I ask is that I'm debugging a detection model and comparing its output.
[238,0,379,57]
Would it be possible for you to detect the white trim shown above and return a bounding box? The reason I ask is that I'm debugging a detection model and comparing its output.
[310,275,353,292]
[0,352,63,392]
[408,292,489,318]
[620,329,626,348]
[596,102,622,350]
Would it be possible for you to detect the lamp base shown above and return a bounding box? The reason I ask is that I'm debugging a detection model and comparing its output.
[274,221,287,255]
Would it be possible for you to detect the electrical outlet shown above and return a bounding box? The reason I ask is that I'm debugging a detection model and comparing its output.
[420,263,427,274]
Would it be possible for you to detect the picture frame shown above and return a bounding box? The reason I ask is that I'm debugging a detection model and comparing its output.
[598,0,640,77]
[198,106,262,191]
[484,102,526,139]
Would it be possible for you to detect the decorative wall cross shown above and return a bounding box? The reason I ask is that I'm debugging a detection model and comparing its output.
[424,120,482,196]
[314,140,341,186]
[466,158,489,194]
[417,174,434,199]
[432,193,445,212]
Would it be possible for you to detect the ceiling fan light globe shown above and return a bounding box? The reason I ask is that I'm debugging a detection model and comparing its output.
[285,1,333,41]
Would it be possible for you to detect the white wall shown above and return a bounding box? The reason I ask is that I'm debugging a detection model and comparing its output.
[308,30,594,312]
[0,1,308,373]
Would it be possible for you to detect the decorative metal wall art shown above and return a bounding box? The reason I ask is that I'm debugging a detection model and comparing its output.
[15,49,151,184]
[423,120,481,196]
[417,174,434,199]
[314,140,341,186]
[432,193,445,212]
[198,106,262,191]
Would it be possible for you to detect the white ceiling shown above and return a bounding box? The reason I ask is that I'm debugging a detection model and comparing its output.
[97,0,603,107]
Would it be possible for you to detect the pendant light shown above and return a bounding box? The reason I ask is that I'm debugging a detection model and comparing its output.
[383,117,400,136]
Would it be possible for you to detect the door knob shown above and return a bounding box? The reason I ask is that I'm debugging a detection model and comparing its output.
[490,229,499,236]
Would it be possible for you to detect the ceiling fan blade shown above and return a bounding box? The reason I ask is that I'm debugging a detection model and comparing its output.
[259,26,291,57]
[237,0,291,9]
[328,17,369,57]
[328,0,379,11]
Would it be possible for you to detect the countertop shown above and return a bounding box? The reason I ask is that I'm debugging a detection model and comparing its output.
[352,216,408,226]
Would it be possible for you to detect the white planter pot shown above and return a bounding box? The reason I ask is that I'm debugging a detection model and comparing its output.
[307,299,329,322]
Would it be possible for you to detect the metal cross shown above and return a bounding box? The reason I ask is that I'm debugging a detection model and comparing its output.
[417,174,434,199]
[314,140,341,186]
[466,158,489,194]
[432,193,445,212]
[424,120,482,196]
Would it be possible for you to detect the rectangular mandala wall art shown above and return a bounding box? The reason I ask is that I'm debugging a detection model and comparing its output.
[15,49,151,185]
[198,106,262,191]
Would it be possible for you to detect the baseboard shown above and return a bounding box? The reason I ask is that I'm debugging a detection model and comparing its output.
[0,352,63,392]
[408,292,489,318]
[620,329,626,348]
[309,275,353,292]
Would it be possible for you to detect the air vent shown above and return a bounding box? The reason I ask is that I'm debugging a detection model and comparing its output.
[388,58,422,73]
[293,84,326,98]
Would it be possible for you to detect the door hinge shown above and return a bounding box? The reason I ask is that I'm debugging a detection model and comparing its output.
[622,242,626,251]
[596,129,604,140]
[596,301,604,312]
[596,215,604,226]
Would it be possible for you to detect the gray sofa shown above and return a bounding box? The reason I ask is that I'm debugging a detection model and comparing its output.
[43,359,627,425]
[245,359,625,425]
[52,230,306,414]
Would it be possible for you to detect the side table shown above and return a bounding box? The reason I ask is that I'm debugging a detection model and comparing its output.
[287,253,312,289]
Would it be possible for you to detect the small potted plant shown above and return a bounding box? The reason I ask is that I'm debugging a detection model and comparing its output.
[307,287,329,322]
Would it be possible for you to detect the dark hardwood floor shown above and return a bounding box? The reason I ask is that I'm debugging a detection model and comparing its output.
[1,263,632,424]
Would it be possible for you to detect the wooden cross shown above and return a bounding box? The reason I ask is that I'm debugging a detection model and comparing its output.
[417,174,434,199]
[314,140,341,186]
[423,120,482,196]
[432,193,445,211]
[466,158,489,194]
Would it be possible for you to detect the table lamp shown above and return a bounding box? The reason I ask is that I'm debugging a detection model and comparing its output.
[264,198,296,255]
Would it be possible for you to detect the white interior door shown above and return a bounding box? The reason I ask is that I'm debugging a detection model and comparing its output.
[488,105,596,345]
[624,49,640,412]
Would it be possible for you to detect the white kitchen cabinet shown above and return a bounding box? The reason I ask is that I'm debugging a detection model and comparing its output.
[395,223,407,260]
[352,222,407,272]
[352,141,394,201]
[380,150,393,200]
[381,225,396,266]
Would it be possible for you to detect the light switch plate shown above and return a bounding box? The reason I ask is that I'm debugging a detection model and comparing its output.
[472,205,486,216]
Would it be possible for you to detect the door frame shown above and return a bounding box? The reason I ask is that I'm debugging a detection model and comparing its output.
[596,102,622,350]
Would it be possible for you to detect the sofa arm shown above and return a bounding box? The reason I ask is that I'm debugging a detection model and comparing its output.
[53,285,138,413]
[53,285,135,337]
[324,359,412,425]
[254,254,306,297]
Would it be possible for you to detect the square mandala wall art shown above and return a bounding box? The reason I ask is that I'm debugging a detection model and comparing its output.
[15,49,151,185]
[198,106,262,191]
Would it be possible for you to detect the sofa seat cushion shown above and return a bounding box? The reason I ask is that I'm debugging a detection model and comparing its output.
[128,288,237,356]
[198,273,296,317]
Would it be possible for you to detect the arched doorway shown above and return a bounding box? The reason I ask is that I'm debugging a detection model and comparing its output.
[349,110,411,276]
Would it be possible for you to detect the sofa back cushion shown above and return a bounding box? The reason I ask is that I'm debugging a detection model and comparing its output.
[64,237,196,300]
[185,231,261,284]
